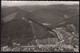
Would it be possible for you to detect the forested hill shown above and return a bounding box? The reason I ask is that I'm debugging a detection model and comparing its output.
[1,4,79,46]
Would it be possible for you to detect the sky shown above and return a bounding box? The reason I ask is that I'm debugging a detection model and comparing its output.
[2,1,79,6]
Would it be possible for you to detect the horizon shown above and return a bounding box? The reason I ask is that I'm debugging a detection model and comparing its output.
[2,1,79,7]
